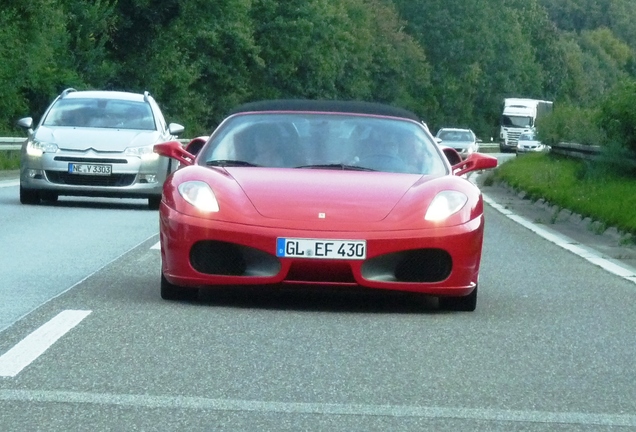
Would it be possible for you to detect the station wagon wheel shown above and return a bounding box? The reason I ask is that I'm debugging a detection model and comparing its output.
[161,271,197,301]
[148,196,161,210]
[439,285,478,312]
[40,192,58,203]
[20,186,40,205]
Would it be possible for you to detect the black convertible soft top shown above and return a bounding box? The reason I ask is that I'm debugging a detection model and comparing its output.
[228,99,421,122]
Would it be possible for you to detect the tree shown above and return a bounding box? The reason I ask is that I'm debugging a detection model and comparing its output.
[134,0,261,134]
[0,0,79,132]
[59,0,119,88]
[597,80,636,153]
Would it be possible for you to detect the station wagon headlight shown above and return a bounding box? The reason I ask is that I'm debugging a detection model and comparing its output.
[425,191,468,221]
[26,140,58,157]
[178,181,220,212]
[125,145,159,161]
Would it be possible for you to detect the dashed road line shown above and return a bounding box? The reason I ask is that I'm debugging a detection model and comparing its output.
[0,310,91,377]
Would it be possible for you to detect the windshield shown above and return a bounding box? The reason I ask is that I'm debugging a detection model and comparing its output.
[199,113,447,175]
[42,98,156,130]
[501,115,533,128]
[437,130,473,141]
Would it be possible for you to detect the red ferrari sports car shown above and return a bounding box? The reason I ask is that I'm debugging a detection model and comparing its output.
[154,100,497,311]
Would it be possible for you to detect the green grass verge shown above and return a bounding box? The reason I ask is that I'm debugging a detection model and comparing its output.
[0,151,20,170]
[486,152,636,235]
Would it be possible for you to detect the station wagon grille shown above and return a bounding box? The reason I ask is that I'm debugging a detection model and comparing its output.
[54,156,128,164]
[45,171,136,187]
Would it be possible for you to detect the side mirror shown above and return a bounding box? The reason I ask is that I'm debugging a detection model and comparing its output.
[184,136,209,157]
[168,123,185,136]
[154,141,195,166]
[441,147,462,166]
[452,152,498,177]
[17,117,34,135]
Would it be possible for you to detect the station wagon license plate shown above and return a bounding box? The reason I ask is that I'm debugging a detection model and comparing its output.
[277,238,366,259]
[68,163,112,176]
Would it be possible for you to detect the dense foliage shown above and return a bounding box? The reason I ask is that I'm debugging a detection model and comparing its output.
[1,0,635,139]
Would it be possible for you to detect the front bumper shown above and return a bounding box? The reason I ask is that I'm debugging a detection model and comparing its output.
[516,145,546,153]
[160,205,485,297]
[20,149,171,198]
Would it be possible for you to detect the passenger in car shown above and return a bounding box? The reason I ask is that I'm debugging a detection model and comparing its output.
[235,123,286,167]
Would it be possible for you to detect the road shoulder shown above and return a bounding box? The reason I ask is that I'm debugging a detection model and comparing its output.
[476,175,636,277]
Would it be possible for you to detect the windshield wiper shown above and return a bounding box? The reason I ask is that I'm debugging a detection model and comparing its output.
[206,160,257,167]
[295,163,375,171]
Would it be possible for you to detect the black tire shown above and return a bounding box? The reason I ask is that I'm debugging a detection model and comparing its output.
[161,272,197,301]
[148,196,161,210]
[20,186,40,205]
[439,285,478,312]
[40,192,58,203]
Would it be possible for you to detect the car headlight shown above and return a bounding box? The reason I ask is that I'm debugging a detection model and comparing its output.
[178,181,220,212]
[425,191,468,221]
[125,145,159,161]
[26,140,58,157]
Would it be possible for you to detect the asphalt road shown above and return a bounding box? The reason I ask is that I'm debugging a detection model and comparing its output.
[1,166,635,431]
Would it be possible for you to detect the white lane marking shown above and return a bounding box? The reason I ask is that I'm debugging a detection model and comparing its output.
[483,194,636,284]
[0,310,91,377]
[0,389,635,427]
[151,241,160,250]
[0,179,19,188]
[0,233,158,335]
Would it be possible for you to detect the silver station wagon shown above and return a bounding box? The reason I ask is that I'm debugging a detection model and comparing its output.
[17,88,184,209]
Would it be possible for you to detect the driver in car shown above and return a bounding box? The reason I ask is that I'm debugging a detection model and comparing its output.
[357,127,409,172]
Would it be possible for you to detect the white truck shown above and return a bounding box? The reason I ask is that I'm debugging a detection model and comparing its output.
[499,98,553,152]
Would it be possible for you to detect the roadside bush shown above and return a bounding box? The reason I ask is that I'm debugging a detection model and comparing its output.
[588,80,636,176]
[597,79,636,153]
[591,140,636,177]
[536,103,604,146]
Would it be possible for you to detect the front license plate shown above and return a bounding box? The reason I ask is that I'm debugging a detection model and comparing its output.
[68,163,112,176]
[276,238,366,260]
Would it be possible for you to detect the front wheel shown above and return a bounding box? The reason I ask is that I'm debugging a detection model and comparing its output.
[20,186,40,205]
[40,192,58,203]
[439,286,478,312]
[161,272,197,301]
[148,196,161,210]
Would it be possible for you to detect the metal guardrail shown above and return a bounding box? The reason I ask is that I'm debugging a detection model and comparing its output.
[0,137,25,151]
[478,142,499,153]
[550,142,601,159]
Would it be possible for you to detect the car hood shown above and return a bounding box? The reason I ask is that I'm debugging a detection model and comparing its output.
[228,168,423,222]
[34,126,161,151]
